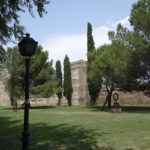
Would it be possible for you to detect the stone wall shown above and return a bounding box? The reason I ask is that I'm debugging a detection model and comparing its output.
[0,69,10,106]
[1,59,150,107]
[29,59,91,106]
[27,60,90,106]
[71,60,150,106]
[97,90,150,106]
[0,60,89,107]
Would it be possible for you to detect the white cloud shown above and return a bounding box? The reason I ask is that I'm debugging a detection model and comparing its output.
[42,16,130,63]
[93,26,110,48]
[113,16,130,28]
[44,33,87,63]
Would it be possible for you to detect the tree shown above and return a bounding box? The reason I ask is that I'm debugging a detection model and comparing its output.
[0,0,49,75]
[6,47,24,107]
[55,60,63,106]
[87,22,95,62]
[87,22,101,105]
[97,24,132,109]
[0,0,49,46]
[95,42,130,109]
[107,24,142,91]
[6,46,56,106]
[128,0,150,90]
[63,55,73,106]
[130,0,150,38]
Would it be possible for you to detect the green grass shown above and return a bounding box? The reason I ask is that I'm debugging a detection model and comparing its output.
[0,106,150,150]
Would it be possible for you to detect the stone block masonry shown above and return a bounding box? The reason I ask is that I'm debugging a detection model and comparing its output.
[71,60,90,105]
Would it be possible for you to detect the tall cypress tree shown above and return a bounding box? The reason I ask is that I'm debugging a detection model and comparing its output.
[63,55,73,106]
[55,60,63,106]
[87,22,101,105]
[87,22,95,62]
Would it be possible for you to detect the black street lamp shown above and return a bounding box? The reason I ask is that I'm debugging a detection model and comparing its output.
[18,34,38,150]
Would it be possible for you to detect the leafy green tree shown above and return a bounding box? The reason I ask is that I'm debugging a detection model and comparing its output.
[127,0,150,90]
[6,46,56,106]
[108,24,141,91]
[95,42,129,109]
[55,60,63,106]
[130,0,150,37]
[123,31,150,90]
[63,55,73,106]
[0,0,49,75]
[107,22,150,93]
[99,24,132,109]
[0,0,49,46]
[94,24,131,109]
[6,47,24,107]
[87,22,101,105]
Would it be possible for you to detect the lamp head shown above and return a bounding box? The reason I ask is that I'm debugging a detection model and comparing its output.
[18,34,38,57]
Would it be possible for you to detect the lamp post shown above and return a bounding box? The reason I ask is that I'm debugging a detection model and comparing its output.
[18,34,38,150]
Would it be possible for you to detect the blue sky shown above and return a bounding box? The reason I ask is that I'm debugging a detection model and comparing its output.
[20,0,137,62]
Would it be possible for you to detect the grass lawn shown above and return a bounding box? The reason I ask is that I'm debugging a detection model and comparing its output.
[0,106,150,150]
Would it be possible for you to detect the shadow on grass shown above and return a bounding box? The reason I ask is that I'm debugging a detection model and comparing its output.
[30,124,107,150]
[122,106,150,113]
[0,116,114,150]
[30,105,56,109]
[0,116,22,150]
[88,106,150,113]
[3,105,56,111]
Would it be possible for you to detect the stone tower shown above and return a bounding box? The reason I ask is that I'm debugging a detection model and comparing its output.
[71,60,89,105]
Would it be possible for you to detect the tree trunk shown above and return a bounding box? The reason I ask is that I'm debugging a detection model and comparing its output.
[102,83,114,110]
[68,98,72,106]
[90,97,96,105]
[102,91,112,110]
[10,97,14,106]
[107,92,112,109]
[101,98,108,111]
[11,97,18,112]
[57,98,61,106]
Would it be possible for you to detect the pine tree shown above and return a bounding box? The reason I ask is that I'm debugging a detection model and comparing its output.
[63,55,73,106]
[56,60,63,106]
[6,46,56,106]
[87,22,101,105]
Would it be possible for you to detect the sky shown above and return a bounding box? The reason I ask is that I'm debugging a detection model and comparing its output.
[19,0,137,62]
